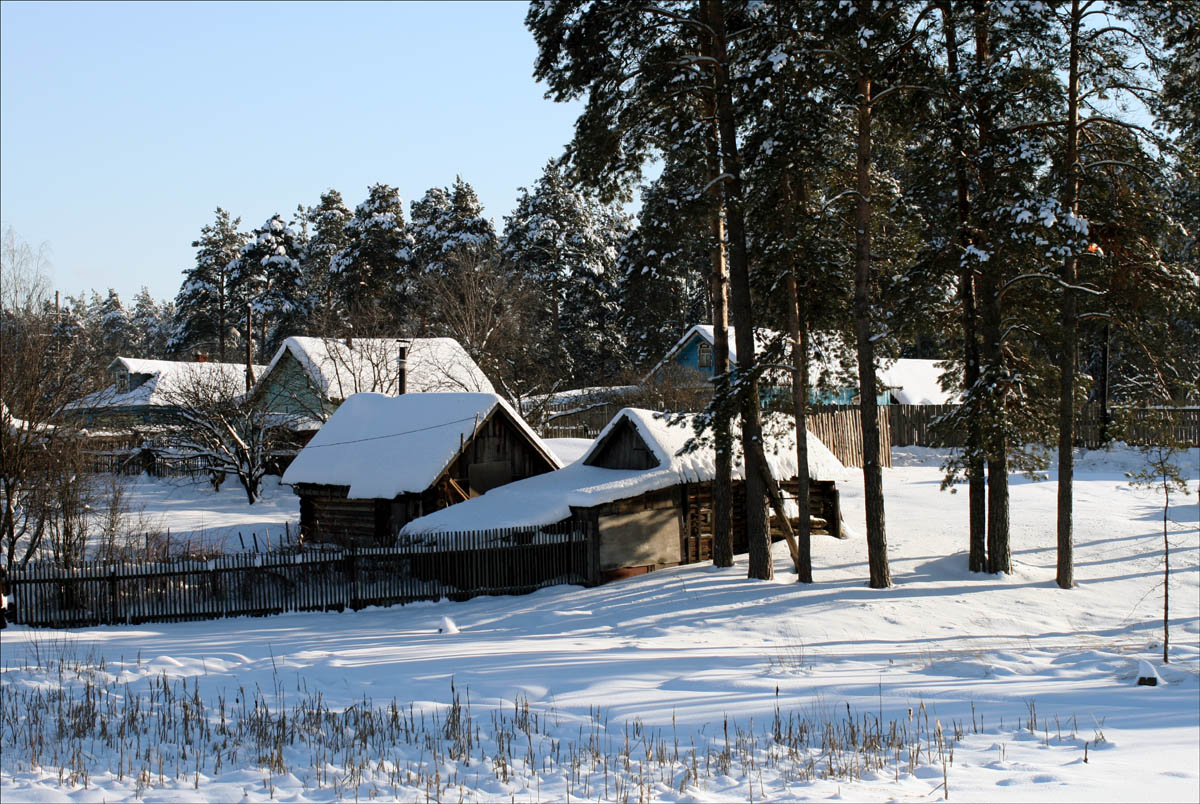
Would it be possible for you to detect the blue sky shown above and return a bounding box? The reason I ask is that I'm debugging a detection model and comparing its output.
[1,1,584,303]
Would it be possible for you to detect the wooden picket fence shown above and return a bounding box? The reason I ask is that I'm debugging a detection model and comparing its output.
[5,525,596,629]
[86,450,216,479]
[539,403,621,439]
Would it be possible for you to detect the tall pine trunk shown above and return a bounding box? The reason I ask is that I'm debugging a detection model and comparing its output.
[963,272,986,572]
[703,39,734,569]
[1056,0,1082,590]
[217,278,228,363]
[704,0,771,580]
[941,0,987,571]
[787,271,813,582]
[709,208,734,568]
[853,72,891,589]
[973,4,1011,575]
[979,269,1012,574]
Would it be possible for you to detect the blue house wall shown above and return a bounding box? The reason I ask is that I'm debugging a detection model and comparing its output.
[674,336,713,378]
[665,332,888,405]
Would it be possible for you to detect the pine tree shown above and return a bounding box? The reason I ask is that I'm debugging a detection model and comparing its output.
[170,208,248,361]
[737,3,860,581]
[502,160,631,384]
[154,300,176,357]
[410,177,499,334]
[129,287,172,357]
[528,0,777,578]
[56,293,107,384]
[411,185,454,277]
[1081,133,1200,415]
[228,214,307,357]
[794,0,943,588]
[411,177,497,273]
[923,2,1064,576]
[332,184,415,331]
[97,289,130,356]
[299,189,353,334]
[1037,0,1179,589]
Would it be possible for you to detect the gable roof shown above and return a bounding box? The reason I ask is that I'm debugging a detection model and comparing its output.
[581,408,847,482]
[645,324,780,381]
[281,392,560,499]
[254,337,493,403]
[66,357,264,411]
[402,407,846,535]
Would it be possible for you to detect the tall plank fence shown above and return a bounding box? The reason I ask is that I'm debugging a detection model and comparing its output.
[887,405,960,448]
[806,406,893,469]
[886,405,1200,449]
[6,526,596,629]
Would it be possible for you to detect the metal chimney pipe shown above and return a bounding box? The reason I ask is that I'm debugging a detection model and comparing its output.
[397,340,409,395]
[245,304,256,391]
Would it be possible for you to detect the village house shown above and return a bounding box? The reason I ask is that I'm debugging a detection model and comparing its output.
[645,324,956,406]
[247,336,493,435]
[281,392,561,547]
[402,407,848,583]
[63,356,265,429]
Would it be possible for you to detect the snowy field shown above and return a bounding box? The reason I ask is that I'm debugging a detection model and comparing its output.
[1,445,1197,802]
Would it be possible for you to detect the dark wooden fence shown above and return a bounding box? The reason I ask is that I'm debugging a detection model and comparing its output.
[86,449,217,479]
[6,525,596,628]
[539,403,621,440]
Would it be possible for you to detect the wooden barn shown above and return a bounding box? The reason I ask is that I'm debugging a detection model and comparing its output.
[282,392,561,547]
[402,408,848,583]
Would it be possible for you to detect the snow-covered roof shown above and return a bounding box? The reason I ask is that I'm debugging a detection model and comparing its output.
[877,359,957,405]
[66,357,265,410]
[281,392,560,499]
[256,336,493,401]
[402,407,846,534]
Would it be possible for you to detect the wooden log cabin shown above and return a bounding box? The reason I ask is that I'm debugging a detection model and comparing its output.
[401,408,848,583]
[282,393,561,547]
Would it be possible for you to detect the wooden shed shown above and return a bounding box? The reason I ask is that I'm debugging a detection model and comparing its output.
[565,410,844,580]
[401,408,847,583]
[282,392,560,547]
